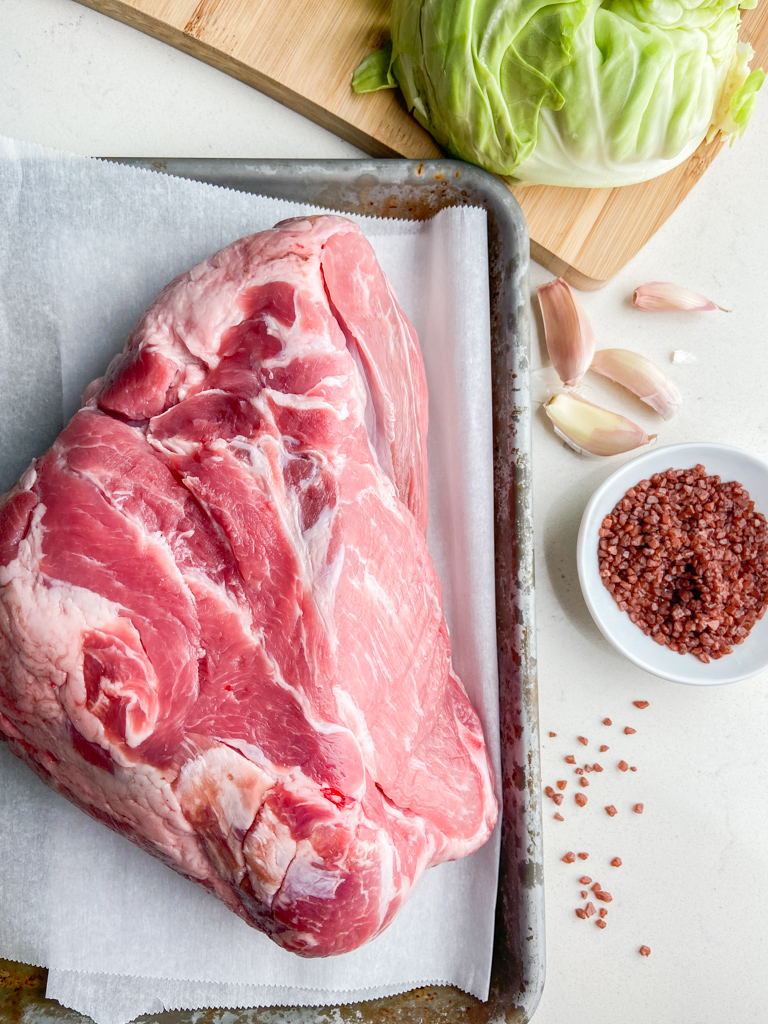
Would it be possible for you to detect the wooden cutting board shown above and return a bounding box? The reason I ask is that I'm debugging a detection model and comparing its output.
[74,0,767,288]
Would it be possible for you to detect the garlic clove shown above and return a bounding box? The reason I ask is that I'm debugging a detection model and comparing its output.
[538,278,595,386]
[591,348,682,420]
[632,282,729,312]
[545,392,655,457]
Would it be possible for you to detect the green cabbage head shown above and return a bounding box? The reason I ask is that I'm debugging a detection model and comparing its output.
[353,0,764,187]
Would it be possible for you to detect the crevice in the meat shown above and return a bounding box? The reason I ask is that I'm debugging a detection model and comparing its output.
[162,460,249,600]
[374,780,418,821]
[94,406,150,432]
[319,263,395,486]
[270,844,301,911]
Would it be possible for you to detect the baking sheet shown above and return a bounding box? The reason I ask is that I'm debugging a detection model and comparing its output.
[0,137,508,1024]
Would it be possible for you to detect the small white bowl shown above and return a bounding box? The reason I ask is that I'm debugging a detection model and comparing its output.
[577,442,768,685]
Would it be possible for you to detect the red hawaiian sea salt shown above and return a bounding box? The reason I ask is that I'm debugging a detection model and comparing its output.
[639,945,651,957]
[598,465,768,662]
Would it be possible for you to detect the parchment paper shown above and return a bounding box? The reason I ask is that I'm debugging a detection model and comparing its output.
[0,137,500,1024]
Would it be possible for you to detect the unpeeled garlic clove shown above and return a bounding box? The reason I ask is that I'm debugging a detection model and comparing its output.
[545,392,655,457]
[632,282,729,312]
[591,348,682,420]
[538,278,595,386]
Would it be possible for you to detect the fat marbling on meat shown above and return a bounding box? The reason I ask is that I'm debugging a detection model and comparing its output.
[0,215,498,956]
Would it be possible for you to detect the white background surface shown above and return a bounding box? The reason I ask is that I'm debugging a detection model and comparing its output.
[3,0,768,1022]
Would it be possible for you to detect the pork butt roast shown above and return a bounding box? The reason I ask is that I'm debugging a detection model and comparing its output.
[0,216,497,956]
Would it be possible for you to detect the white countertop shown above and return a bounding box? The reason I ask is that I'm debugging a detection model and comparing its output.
[3,1,768,1021]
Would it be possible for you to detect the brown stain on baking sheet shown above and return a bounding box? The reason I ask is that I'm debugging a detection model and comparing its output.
[184,0,224,39]
[0,959,49,1024]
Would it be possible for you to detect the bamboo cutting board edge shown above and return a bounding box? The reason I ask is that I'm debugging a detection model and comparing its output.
[71,0,767,288]
[71,0,442,160]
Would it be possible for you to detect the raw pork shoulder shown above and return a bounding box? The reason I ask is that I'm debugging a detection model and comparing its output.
[0,215,497,956]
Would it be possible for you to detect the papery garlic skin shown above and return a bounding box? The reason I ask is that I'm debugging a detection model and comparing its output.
[671,350,697,364]
[632,282,728,311]
[545,393,655,457]
[591,348,682,420]
[538,278,595,386]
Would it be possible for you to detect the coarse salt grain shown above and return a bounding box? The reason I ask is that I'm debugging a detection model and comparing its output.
[634,803,644,814]
[596,918,607,929]
[639,945,651,956]
[562,852,576,863]
[575,793,587,807]
[557,780,568,790]
[599,744,609,752]
[624,727,637,735]
[611,857,622,867]
[605,805,618,816]
[618,761,629,771]
[633,701,649,709]
[577,852,589,860]
[554,813,564,821]
[603,718,612,726]
[578,736,589,746]
[565,755,576,764]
